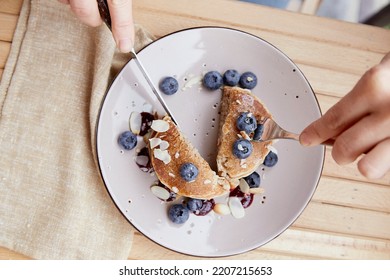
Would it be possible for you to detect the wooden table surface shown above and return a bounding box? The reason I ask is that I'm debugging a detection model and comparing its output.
[1,0,390,260]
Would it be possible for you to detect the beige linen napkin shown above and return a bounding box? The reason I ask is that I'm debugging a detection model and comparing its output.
[0,0,153,259]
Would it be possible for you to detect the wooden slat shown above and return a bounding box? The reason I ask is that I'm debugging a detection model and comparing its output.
[294,201,390,240]
[298,64,361,98]
[0,0,23,15]
[323,149,390,186]
[133,9,387,77]
[0,40,11,69]
[0,246,30,260]
[313,176,390,212]
[128,227,390,260]
[134,0,390,53]
[262,227,390,259]
[0,12,18,42]
[128,231,309,260]
[300,0,322,15]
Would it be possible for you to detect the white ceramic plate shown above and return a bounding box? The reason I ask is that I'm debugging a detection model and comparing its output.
[96,27,324,257]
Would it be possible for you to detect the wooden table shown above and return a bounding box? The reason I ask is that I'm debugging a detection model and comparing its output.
[1,0,390,260]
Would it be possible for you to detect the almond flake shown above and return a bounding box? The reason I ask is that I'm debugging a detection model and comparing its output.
[168,172,176,178]
[249,187,265,194]
[235,100,242,105]
[159,140,169,151]
[153,149,171,164]
[142,103,153,113]
[151,120,169,132]
[175,152,180,159]
[267,145,278,155]
[129,111,142,135]
[240,131,251,140]
[203,179,212,185]
[228,197,245,219]
[135,155,149,167]
[150,185,170,200]
[239,178,250,194]
[149,137,162,149]
[171,186,179,193]
[162,154,172,164]
[214,203,231,215]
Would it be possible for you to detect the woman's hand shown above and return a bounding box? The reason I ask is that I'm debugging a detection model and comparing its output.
[58,0,134,52]
[300,53,390,179]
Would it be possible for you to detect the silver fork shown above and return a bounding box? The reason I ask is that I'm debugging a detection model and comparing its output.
[255,118,299,142]
[255,118,334,146]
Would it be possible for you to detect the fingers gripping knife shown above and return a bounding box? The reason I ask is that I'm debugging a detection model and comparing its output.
[96,0,180,127]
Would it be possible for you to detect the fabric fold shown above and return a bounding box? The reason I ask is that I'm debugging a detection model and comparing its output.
[0,0,153,259]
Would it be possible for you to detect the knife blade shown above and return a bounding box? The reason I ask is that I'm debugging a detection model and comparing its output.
[96,0,179,127]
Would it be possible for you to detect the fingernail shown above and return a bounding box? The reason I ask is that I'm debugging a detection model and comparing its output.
[118,38,133,53]
[299,132,312,146]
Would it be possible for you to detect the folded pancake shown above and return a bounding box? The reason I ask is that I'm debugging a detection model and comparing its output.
[149,116,230,199]
[217,86,274,180]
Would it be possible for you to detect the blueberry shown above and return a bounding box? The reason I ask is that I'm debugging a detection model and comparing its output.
[232,139,253,159]
[253,123,264,141]
[159,76,179,95]
[203,71,223,90]
[244,171,261,188]
[118,131,137,150]
[223,69,240,86]
[168,204,189,224]
[180,163,199,182]
[264,151,278,167]
[186,199,203,212]
[236,112,257,134]
[239,72,257,89]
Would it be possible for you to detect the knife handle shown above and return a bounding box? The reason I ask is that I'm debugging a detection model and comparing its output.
[97,0,112,30]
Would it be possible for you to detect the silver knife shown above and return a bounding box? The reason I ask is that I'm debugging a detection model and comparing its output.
[96,0,179,126]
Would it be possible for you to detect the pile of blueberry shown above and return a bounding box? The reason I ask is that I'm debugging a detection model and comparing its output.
[158,69,258,95]
[203,70,257,90]
[168,198,215,224]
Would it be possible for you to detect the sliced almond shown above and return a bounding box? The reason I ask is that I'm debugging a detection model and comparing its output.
[135,155,149,167]
[149,137,162,149]
[267,145,278,155]
[171,186,179,193]
[249,187,265,194]
[213,203,231,215]
[228,197,245,219]
[238,178,250,194]
[240,131,251,140]
[151,119,169,132]
[142,103,154,113]
[159,140,169,151]
[153,149,171,164]
[129,111,142,135]
[150,185,170,200]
